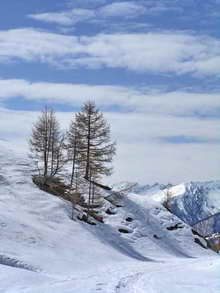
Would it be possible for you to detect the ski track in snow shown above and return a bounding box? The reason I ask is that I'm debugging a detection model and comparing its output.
[115,272,144,293]
[115,260,220,293]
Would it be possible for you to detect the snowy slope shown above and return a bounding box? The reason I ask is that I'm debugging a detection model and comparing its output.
[0,139,219,293]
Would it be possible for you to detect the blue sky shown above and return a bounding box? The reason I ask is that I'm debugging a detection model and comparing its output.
[0,0,220,184]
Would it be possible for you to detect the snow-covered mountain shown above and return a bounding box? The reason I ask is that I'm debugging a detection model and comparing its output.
[166,181,220,226]
[113,181,172,195]
[0,140,219,293]
[193,212,220,237]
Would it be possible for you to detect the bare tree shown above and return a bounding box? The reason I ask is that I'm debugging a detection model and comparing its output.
[73,101,116,209]
[67,118,80,189]
[29,107,66,181]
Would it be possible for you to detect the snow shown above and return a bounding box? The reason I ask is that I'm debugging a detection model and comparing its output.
[0,139,219,293]
[167,183,186,198]
[208,190,220,210]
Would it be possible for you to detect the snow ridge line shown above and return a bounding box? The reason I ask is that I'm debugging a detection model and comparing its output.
[0,254,40,272]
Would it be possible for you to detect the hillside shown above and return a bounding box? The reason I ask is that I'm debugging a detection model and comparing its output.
[0,140,219,293]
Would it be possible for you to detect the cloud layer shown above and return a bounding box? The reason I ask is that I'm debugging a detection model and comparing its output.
[29,9,96,26]
[30,0,217,27]
[1,78,220,118]
[0,28,220,76]
[29,2,148,26]
[0,78,219,144]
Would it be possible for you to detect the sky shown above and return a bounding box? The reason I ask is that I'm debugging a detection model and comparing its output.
[0,0,220,185]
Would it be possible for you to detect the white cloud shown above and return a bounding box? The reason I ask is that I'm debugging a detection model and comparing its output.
[0,79,136,108]
[66,0,107,8]
[110,139,220,185]
[29,1,185,28]
[0,28,220,76]
[0,79,220,118]
[29,0,219,33]
[0,78,220,159]
[0,28,76,64]
[29,9,95,26]
[29,2,147,26]
[99,2,147,18]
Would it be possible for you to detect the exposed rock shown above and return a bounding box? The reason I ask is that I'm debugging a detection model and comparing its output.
[118,228,131,234]
[167,223,184,231]
[105,208,117,215]
[125,217,133,222]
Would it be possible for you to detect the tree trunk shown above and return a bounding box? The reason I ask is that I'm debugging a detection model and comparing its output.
[70,137,77,186]
[87,169,92,214]
[85,111,91,179]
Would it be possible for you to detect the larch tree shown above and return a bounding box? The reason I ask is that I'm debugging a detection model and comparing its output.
[72,101,116,208]
[67,115,82,189]
[29,107,66,181]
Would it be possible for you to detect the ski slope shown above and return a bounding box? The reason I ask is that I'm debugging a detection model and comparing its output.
[0,139,219,293]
